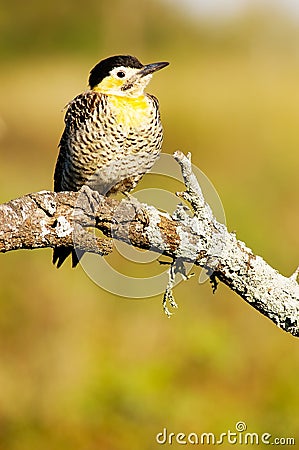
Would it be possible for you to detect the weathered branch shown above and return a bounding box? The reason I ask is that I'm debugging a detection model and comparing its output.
[0,152,298,336]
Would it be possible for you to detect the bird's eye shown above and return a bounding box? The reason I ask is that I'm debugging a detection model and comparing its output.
[116,71,125,78]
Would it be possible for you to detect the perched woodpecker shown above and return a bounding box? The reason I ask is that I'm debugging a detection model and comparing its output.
[53,54,169,268]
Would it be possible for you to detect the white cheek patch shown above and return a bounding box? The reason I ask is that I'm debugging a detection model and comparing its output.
[121,73,152,92]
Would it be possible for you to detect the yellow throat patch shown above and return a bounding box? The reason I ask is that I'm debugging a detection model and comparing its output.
[108,95,151,129]
[92,78,151,129]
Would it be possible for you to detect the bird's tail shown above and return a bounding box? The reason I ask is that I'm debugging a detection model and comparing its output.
[52,247,84,268]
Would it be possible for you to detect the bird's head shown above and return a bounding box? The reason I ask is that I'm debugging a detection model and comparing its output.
[89,55,169,97]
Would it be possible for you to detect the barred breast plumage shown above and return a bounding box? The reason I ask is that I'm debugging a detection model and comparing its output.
[54,90,163,195]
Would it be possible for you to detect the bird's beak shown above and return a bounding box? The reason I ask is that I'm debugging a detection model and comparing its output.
[139,61,169,77]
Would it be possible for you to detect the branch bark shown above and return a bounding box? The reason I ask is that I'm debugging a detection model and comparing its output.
[0,152,298,337]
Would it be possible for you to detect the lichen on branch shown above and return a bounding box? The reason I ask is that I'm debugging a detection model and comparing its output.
[0,152,298,337]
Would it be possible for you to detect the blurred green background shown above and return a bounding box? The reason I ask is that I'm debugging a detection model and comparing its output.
[1,0,299,448]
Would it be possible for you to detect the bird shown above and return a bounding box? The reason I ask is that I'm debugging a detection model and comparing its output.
[53,54,169,268]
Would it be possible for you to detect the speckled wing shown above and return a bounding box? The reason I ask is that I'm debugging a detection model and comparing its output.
[53,91,104,268]
[54,91,106,193]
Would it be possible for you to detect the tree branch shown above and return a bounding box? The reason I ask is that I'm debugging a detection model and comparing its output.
[1,152,298,337]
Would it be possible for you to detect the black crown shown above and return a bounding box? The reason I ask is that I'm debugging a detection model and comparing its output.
[89,55,143,89]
